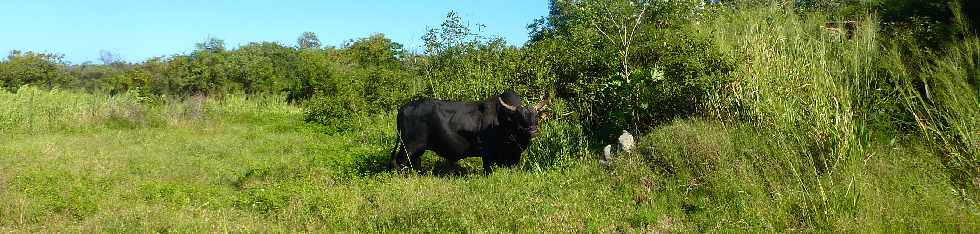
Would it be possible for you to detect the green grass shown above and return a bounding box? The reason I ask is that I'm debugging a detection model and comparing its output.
[0,88,635,232]
[2,4,978,232]
[689,5,979,231]
[0,88,977,232]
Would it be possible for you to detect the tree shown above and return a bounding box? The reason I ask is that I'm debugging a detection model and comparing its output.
[423,11,476,55]
[575,0,650,80]
[99,49,121,65]
[560,0,652,131]
[526,0,726,134]
[345,33,404,68]
[0,51,70,90]
[297,31,322,49]
[196,37,226,53]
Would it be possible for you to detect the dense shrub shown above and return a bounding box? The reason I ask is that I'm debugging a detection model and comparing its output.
[0,51,71,91]
[526,0,732,138]
[299,34,416,127]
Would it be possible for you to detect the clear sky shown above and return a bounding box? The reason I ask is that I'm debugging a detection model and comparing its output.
[1,0,549,64]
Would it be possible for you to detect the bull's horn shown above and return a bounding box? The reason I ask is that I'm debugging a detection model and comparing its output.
[499,97,518,112]
[533,92,551,111]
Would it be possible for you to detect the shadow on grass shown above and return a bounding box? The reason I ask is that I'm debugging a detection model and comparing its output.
[426,158,484,177]
[352,149,485,177]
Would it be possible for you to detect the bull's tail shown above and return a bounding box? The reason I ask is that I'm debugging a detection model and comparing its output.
[390,137,401,158]
[389,128,405,170]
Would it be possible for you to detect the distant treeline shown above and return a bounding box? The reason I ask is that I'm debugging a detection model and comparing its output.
[1,0,976,134]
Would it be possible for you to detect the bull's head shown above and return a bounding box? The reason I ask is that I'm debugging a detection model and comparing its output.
[498,92,551,139]
[492,91,551,166]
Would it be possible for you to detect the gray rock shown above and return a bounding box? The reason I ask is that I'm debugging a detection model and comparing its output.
[600,130,635,167]
[618,130,635,153]
[602,144,614,161]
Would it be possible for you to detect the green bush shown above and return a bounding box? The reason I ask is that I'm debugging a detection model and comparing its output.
[525,0,732,136]
[0,51,71,91]
[302,91,365,131]
[521,99,591,170]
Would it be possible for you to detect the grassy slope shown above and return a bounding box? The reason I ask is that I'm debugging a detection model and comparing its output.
[0,89,977,232]
[0,90,650,232]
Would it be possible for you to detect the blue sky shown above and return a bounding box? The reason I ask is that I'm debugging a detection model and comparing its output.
[1,0,549,64]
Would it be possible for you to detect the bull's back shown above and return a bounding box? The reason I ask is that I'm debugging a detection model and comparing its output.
[395,99,455,140]
[395,98,485,157]
[396,99,436,136]
[397,99,481,126]
[397,98,445,127]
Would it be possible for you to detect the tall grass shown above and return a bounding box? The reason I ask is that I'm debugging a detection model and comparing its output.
[704,7,877,227]
[708,5,880,170]
[0,86,299,134]
[0,86,149,134]
[637,118,977,232]
[691,3,978,230]
[890,36,980,194]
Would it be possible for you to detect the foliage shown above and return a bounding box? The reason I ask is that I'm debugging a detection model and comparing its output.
[1,1,979,231]
[418,11,523,101]
[527,0,731,137]
[297,31,322,49]
[0,51,70,91]
[300,33,415,127]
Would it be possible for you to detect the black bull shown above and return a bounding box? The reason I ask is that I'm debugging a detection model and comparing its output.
[391,90,550,173]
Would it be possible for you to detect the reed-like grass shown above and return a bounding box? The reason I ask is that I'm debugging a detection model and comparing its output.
[0,87,299,134]
[695,3,978,231]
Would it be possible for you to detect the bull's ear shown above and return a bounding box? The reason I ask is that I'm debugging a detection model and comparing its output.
[533,92,551,111]
[499,97,518,112]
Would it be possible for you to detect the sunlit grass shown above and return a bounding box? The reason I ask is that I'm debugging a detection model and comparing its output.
[1,3,978,231]
[0,88,976,232]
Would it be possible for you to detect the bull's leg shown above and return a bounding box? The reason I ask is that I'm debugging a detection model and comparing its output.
[390,143,408,170]
[394,143,425,173]
[407,148,424,172]
[482,157,495,174]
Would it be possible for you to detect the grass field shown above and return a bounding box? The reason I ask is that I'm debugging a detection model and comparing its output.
[0,88,977,232]
[2,4,979,232]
